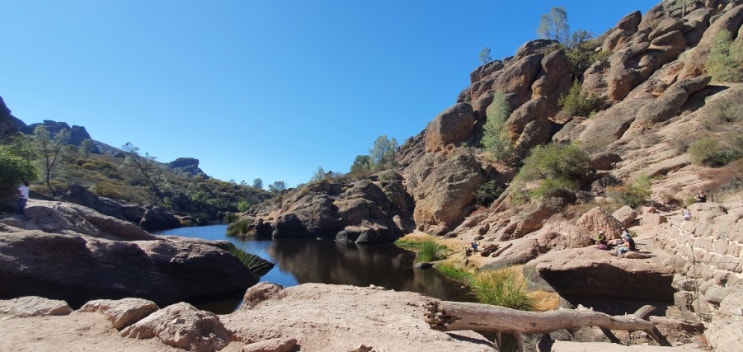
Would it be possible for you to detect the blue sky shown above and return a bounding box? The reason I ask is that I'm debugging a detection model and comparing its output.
[2,0,660,188]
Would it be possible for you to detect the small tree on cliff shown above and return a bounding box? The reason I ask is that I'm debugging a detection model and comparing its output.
[482,91,516,163]
[122,142,165,204]
[370,135,398,170]
[33,125,70,193]
[537,7,569,43]
[479,47,493,64]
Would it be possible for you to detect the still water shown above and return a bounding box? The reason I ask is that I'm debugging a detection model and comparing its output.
[157,225,473,303]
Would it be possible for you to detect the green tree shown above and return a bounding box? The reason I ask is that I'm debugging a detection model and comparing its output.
[350,155,374,175]
[310,166,327,183]
[122,142,165,203]
[370,135,398,170]
[706,30,743,82]
[33,125,70,192]
[537,7,569,43]
[479,47,493,64]
[252,178,263,189]
[482,92,515,163]
[268,181,286,195]
[80,138,95,157]
[513,143,591,202]
[0,138,38,188]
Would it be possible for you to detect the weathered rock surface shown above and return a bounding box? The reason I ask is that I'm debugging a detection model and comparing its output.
[0,200,259,308]
[80,298,159,330]
[0,296,72,317]
[121,302,232,352]
[532,247,675,302]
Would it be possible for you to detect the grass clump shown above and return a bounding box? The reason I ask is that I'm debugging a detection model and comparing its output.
[394,236,451,262]
[226,218,251,237]
[435,261,475,282]
[470,267,533,310]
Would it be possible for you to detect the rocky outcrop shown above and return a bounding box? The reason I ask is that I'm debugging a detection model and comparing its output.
[167,157,205,177]
[21,119,96,148]
[406,151,486,235]
[0,96,26,138]
[424,103,475,152]
[0,230,258,308]
[61,184,145,224]
[251,176,412,244]
[0,200,259,308]
[140,206,181,232]
[532,247,676,301]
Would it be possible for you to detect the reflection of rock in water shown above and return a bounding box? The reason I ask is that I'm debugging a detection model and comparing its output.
[268,238,474,302]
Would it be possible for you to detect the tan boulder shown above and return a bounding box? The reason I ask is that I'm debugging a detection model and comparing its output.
[572,207,625,247]
[79,298,159,330]
[121,302,232,352]
[424,103,475,152]
[0,296,71,317]
[407,152,486,235]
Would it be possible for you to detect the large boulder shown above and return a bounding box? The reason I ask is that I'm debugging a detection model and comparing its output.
[140,206,181,232]
[424,103,475,152]
[0,230,258,308]
[406,152,486,235]
[121,302,232,351]
[2,200,155,241]
[60,185,145,224]
[533,247,675,301]
[266,178,411,244]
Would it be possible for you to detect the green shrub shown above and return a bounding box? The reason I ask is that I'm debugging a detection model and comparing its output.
[475,180,505,206]
[224,213,239,224]
[618,173,652,208]
[0,153,38,187]
[226,218,251,236]
[706,30,743,82]
[471,267,533,310]
[688,137,742,167]
[513,143,591,202]
[558,80,603,118]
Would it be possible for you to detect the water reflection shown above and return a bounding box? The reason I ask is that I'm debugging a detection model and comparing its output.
[269,238,474,302]
[157,225,475,303]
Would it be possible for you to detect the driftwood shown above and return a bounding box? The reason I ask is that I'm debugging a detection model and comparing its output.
[424,301,668,351]
[491,242,512,257]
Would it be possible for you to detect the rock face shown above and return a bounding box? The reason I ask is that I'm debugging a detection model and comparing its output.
[21,119,96,149]
[0,200,258,308]
[167,157,205,177]
[532,247,676,302]
[250,176,413,244]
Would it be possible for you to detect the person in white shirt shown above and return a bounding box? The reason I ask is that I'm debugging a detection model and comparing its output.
[16,181,29,215]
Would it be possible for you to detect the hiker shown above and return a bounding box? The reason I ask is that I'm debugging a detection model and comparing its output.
[695,190,707,203]
[595,230,609,250]
[470,242,479,252]
[614,232,636,257]
[681,205,691,221]
[16,180,29,215]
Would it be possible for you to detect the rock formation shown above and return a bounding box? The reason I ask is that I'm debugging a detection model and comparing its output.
[0,200,260,308]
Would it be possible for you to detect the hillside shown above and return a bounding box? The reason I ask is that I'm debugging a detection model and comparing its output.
[0,100,273,225]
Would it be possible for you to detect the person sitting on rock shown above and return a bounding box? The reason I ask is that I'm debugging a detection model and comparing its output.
[695,190,707,203]
[595,230,609,250]
[681,205,691,221]
[614,232,636,257]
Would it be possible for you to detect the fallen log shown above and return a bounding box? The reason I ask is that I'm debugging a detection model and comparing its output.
[424,301,667,349]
